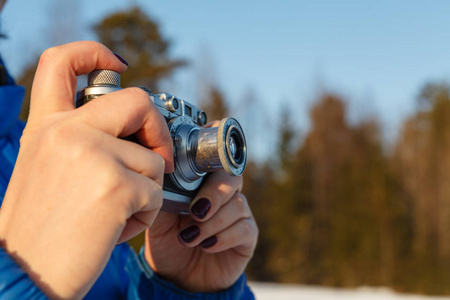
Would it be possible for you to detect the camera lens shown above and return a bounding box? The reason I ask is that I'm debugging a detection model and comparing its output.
[187,118,247,176]
[226,125,245,168]
[220,119,246,175]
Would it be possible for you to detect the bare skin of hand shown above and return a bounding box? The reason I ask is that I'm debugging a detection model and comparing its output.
[145,126,258,293]
[0,41,173,299]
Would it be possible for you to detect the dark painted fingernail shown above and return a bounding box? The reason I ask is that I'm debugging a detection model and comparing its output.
[191,198,211,219]
[113,52,129,66]
[179,225,200,243]
[200,236,217,249]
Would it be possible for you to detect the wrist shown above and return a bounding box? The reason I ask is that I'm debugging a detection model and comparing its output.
[0,247,48,299]
[126,247,253,299]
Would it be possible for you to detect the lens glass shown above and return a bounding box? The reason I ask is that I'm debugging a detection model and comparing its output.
[228,128,244,164]
[229,136,237,158]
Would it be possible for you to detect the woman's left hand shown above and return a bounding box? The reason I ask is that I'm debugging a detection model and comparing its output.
[144,170,258,292]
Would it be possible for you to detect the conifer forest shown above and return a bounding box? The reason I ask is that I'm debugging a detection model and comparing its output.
[16,5,450,296]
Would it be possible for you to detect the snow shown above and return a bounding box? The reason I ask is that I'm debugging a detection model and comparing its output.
[248,282,450,300]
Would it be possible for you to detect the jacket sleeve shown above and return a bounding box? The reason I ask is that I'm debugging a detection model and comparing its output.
[0,242,255,300]
[125,247,255,300]
[0,248,48,300]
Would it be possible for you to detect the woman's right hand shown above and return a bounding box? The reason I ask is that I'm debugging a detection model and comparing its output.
[0,41,173,299]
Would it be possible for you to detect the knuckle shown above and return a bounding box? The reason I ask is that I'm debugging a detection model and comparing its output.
[150,153,165,174]
[140,151,165,186]
[216,172,243,194]
[151,187,163,211]
[157,155,165,176]
[240,219,258,247]
[39,46,63,67]
[81,40,103,49]
[40,121,74,148]
[126,87,152,108]
[71,141,98,162]
[40,46,60,59]
[248,219,259,242]
[249,218,259,235]
[234,193,250,216]
[139,177,163,212]
[206,120,221,128]
[42,124,101,161]
[96,166,132,210]
[235,175,244,192]
[95,160,124,192]
[241,219,252,236]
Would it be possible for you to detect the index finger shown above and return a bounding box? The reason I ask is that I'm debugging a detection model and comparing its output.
[189,172,243,222]
[78,87,174,173]
[29,41,128,119]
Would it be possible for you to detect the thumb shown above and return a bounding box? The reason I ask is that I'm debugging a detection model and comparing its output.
[28,41,128,121]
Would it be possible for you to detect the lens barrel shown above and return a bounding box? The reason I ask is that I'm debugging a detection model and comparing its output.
[189,118,247,176]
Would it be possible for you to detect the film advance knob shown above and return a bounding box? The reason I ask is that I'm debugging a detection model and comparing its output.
[88,70,121,87]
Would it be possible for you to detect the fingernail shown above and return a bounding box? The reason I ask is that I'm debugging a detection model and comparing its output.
[200,236,217,249]
[179,225,200,243]
[191,198,211,219]
[113,52,129,66]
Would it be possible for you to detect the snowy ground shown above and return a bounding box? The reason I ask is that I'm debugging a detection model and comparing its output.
[248,282,450,300]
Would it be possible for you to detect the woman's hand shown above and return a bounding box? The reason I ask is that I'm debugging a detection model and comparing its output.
[145,165,258,292]
[0,41,173,299]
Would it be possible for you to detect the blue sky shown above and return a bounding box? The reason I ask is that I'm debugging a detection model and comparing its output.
[1,0,450,159]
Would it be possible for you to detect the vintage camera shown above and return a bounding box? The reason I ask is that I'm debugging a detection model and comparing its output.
[76,70,247,214]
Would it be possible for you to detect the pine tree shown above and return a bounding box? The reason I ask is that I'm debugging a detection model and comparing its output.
[93,6,186,91]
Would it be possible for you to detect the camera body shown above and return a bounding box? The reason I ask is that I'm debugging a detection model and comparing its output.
[76,70,247,214]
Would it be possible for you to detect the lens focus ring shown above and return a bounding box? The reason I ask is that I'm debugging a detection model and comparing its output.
[218,118,247,176]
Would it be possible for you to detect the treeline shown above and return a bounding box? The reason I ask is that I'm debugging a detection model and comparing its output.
[243,85,450,295]
[16,5,450,296]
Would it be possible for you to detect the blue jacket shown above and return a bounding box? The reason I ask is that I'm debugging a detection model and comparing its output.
[0,59,254,299]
